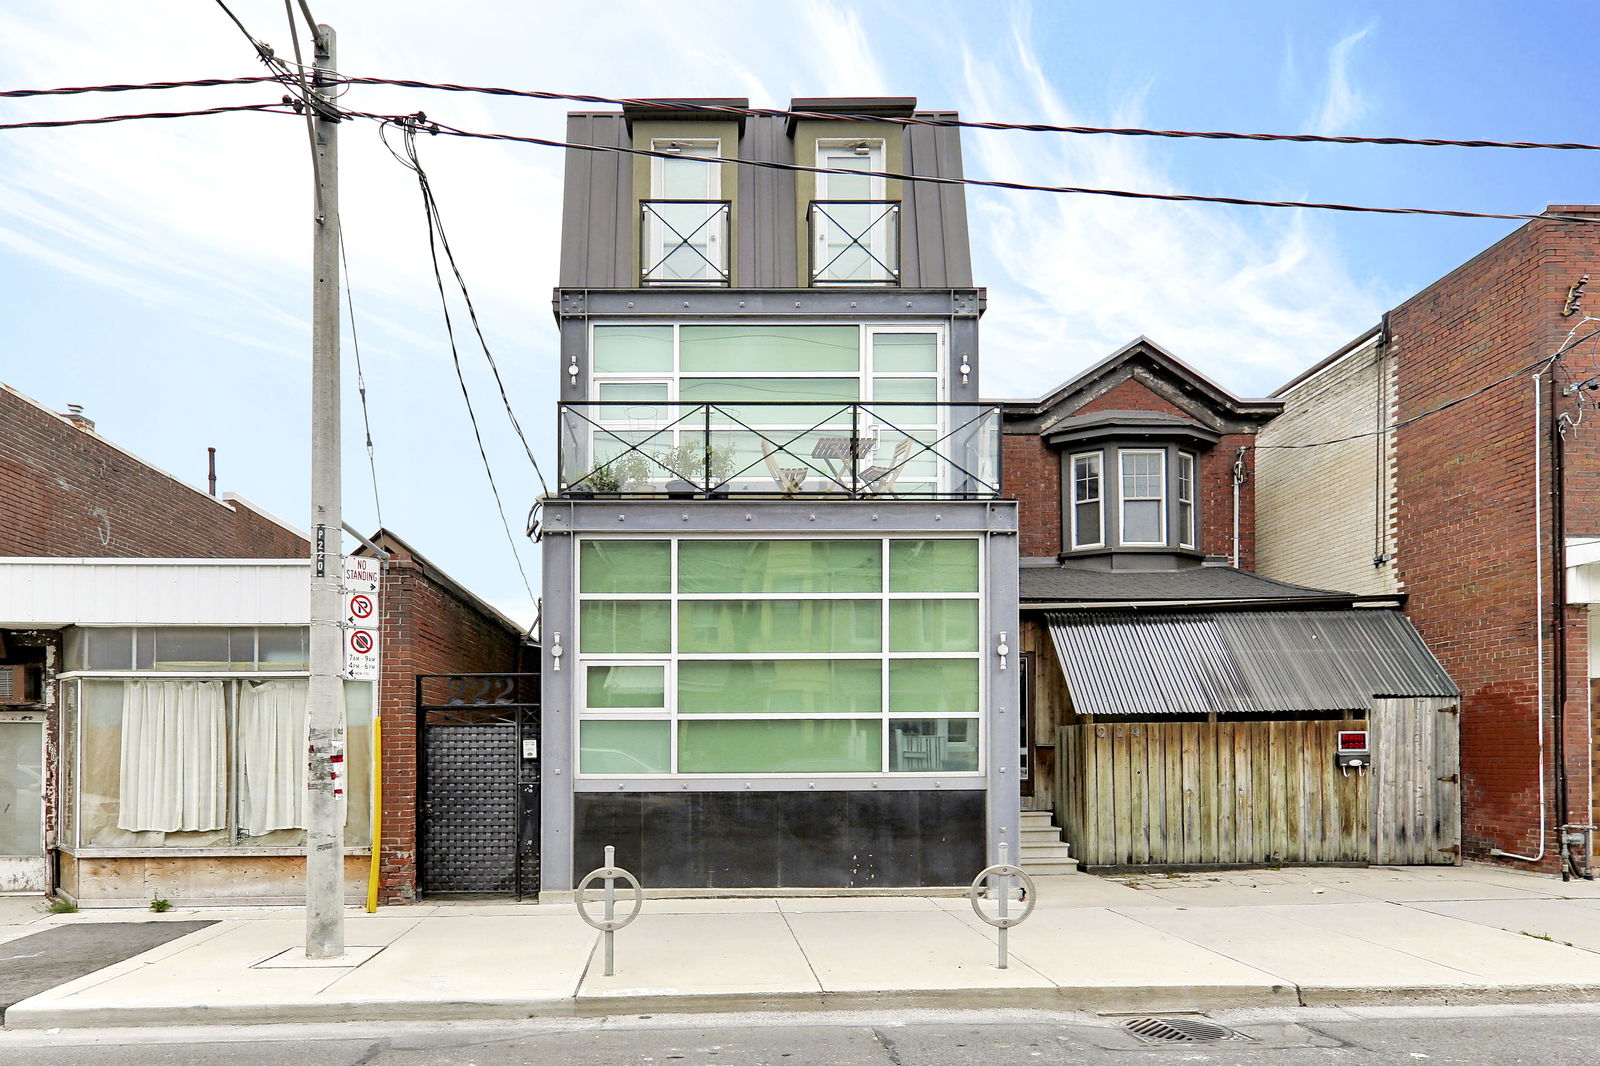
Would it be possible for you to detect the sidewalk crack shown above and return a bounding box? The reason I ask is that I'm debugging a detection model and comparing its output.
[774,903,824,994]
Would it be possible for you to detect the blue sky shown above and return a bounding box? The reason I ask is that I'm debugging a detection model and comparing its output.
[1,1,1589,624]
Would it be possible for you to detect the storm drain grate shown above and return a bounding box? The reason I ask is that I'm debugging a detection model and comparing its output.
[1122,1017,1252,1044]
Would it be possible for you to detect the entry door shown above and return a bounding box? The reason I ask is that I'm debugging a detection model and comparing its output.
[0,716,45,891]
[1370,697,1461,864]
[417,674,540,898]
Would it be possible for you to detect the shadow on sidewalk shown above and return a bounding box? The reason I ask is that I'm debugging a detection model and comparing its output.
[0,921,214,1024]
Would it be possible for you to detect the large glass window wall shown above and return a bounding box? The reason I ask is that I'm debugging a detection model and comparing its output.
[575,536,984,777]
[58,626,372,851]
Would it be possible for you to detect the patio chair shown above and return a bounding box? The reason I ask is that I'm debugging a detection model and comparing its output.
[760,438,808,496]
[859,437,916,497]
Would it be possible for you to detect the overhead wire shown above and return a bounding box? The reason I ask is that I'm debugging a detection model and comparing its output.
[390,120,539,602]
[0,104,293,131]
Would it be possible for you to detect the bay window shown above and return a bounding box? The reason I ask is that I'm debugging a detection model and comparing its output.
[1061,445,1201,553]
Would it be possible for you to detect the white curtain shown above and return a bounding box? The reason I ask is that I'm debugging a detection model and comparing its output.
[237,679,308,836]
[118,680,227,833]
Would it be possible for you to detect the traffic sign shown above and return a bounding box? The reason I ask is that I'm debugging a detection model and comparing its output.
[342,555,381,680]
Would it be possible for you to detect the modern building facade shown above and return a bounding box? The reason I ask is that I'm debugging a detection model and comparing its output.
[539,98,1020,891]
[1257,207,1600,874]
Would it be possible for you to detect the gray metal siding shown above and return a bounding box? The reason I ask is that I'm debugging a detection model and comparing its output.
[558,114,630,288]
[1046,608,1457,717]
[739,117,797,287]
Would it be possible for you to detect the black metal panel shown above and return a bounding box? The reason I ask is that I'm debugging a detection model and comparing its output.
[575,790,985,889]
[421,723,519,895]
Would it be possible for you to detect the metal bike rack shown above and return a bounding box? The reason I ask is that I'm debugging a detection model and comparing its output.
[967,842,1037,969]
[575,845,643,977]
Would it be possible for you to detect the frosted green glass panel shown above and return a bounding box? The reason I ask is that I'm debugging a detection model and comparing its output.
[679,660,881,714]
[677,719,880,773]
[681,377,858,426]
[580,721,670,774]
[890,540,979,592]
[586,665,665,708]
[889,719,980,772]
[889,658,979,712]
[680,325,859,373]
[579,540,670,593]
[872,377,937,425]
[889,600,979,652]
[596,383,669,423]
[678,600,880,654]
[0,722,42,854]
[593,326,673,373]
[678,540,880,594]
[580,601,671,654]
[871,332,938,372]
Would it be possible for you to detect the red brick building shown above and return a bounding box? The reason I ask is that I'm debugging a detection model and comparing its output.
[1257,207,1600,875]
[0,382,530,903]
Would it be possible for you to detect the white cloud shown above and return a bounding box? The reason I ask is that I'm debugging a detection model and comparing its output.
[1308,23,1375,136]
[957,6,1383,400]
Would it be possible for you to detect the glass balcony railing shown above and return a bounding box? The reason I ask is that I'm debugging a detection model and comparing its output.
[641,200,730,286]
[809,200,900,285]
[557,401,1001,499]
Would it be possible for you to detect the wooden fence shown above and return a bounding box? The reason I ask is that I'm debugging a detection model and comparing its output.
[1056,719,1371,867]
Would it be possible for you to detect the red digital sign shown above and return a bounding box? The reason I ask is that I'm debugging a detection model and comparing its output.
[1338,730,1369,751]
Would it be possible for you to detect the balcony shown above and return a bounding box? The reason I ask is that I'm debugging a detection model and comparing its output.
[641,200,730,286]
[809,201,900,286]
[558,401,1000,499]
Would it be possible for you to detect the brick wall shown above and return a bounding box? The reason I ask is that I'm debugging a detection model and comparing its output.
[0,385,306,559]
[1004,432,1061,557]
[374,537,533,901]
[1256,336,1402,596]
[1076,377,1191,418]
[1387,208,1600,869]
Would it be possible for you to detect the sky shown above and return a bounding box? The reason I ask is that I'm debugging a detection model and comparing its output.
[1,1,1591,627]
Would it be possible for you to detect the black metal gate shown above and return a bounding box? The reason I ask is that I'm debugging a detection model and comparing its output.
[417,673,540,899]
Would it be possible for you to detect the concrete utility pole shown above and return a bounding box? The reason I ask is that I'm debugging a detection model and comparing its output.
[305,22,346,960]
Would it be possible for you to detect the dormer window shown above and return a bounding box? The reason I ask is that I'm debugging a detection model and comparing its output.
[642,138,729,286]
[810,138,899,286]
[1066,444,1201,553]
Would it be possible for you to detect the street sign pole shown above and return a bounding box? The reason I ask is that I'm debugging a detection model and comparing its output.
[305,22,345,960]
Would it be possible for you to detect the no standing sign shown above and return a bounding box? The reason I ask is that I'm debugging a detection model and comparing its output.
[342,555,381,681]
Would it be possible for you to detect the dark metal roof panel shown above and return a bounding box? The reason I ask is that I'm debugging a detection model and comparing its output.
[1045,608,1457,717]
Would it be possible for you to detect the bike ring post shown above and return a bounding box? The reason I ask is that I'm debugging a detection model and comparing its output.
[968,842,1037,969]
[575,845,643,976]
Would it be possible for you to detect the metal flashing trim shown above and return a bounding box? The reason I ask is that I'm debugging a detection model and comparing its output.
[573,777,987,793]
[543,499,1017,535]
[552,287,984,318]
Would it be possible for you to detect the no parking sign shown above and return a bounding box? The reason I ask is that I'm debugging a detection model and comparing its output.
[342,556,381,680]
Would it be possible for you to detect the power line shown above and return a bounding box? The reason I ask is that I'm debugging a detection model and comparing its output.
[338,79,1600,155]
[12,75,1600,156]
[0,103,290,131]
[391,121,539,603]
[1254,322,1600,452]
[339,227,384,530]
[345,109,1599,226]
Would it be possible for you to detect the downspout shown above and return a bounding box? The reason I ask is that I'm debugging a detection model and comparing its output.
[1492,370,1548,864]
[1230,448,1246,569]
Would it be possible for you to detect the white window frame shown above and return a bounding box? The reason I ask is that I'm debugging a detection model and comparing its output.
[573,534,986,781]
[813,138,890,284]
[650,138,721,200]
[1177,451,1197,550]
[1069,451,1104,549]
[1119,448,1168,547]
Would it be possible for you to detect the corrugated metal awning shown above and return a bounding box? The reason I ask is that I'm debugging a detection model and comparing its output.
[1045,608,1457,717]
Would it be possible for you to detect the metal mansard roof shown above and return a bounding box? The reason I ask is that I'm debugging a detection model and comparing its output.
[1045,608,1458,717]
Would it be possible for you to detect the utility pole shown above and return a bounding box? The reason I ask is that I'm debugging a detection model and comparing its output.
[306,22,345,959]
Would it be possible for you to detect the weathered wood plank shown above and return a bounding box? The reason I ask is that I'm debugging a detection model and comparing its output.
[1111,723,1133,864]
[1302,720,1324,862]
[1092,723,1114,866]
[1269,721,1292,862]
[1128,723,1149,865]
[1146,724,1168,863]
[1198,720,1219,862]
[1216,721,1235,863]
[1180,722,1200,864]
[1436,701,1461,864]
[1235,721,1254,862]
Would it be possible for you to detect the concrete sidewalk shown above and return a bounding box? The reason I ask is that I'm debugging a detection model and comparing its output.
[13,865,1600,1028]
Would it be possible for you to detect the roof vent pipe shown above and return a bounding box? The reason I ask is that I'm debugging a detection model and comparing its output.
[63,404,95,430]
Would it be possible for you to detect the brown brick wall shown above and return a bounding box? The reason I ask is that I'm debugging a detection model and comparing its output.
[1076,378,1191,418]
[1389,209,1600,869]
[1004,433,1062,557]
[374,540,533,901]
[0,385,306,559]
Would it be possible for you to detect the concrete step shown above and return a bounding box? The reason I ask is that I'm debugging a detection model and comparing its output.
[1022,859,1081,875]
[1022,826,1064,844]
[1020,810,1058,825]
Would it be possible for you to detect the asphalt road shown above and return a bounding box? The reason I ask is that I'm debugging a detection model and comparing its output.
[0,1005,1597,1065]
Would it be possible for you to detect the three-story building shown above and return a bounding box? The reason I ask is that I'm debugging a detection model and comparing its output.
[538,98,1020,892]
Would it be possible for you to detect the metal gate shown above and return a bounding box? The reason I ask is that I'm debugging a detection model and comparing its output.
[417,673,540,898]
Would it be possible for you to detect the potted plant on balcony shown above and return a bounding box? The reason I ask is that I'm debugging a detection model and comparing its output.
[577,451,653,495]
[655,441,737,498]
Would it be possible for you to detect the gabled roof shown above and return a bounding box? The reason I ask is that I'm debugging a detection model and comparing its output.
[996,336,1282,437]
